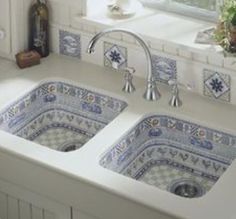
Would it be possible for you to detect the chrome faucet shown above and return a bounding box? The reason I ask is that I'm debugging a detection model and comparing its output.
[87,28,161,101]
[168,79,182,107]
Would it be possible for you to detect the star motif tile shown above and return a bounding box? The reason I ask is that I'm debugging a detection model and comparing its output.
[104,42,127,69]
[203,69,231,102]
[152,55,177,84]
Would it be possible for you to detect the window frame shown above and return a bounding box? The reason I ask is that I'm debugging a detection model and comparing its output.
[140,0,220,22]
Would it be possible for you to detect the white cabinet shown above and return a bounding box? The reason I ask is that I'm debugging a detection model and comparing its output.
[72,208,99,219]
[0,191,58,219]
[0,178,71,219]
[0,0,11,56]
[0,184,99,219]
[0,192,57,219]
[0,191,7,219]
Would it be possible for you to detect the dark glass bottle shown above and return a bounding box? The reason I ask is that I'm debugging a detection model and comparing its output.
[29,0,49,57]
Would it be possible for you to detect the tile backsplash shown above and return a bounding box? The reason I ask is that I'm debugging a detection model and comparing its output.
[104,42,127,69]
[52,24,236,106]
[203,69,231,102]
[59,30,81,59]
[152,54,177,84]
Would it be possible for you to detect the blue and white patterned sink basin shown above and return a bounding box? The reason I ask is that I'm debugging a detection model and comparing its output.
[100,115,236,198]
[0,80,127,152]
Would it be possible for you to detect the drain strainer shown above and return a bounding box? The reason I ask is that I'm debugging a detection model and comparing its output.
[168,179,205,198]
[59,142,84,152]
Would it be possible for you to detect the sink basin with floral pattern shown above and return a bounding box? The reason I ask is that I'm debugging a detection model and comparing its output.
[0,80,127,152]
[100,115,236,198]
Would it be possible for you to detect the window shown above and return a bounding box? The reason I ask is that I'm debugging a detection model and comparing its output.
[140,0,220,21]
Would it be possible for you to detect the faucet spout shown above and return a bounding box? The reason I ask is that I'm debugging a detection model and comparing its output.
[87,28,161,101]
[87,45,95,54]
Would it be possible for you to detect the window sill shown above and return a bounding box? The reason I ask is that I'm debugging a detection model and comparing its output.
[73,0,156,28]
[71,1,227,67]
[117,10,222,54]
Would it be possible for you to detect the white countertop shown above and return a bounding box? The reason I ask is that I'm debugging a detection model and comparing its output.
[0,54,236,219]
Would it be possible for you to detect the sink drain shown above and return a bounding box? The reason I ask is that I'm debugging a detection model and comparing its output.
[61,144,77,152]
[168,179,204,198]
[59,142,83,152]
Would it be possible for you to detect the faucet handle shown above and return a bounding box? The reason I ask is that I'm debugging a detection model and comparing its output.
[122,67,136,93]
[168,79,182,107]
[124,67,135,74]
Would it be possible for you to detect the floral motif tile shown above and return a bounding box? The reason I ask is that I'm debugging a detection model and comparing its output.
[59,30,81,59]
[203,69,231,102]
[104,42,127,69]
[152,55,177,84]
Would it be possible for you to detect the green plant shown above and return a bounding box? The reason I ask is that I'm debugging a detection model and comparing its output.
[219,0,236,25]
[232,13,236,26]
[214,0,236,54]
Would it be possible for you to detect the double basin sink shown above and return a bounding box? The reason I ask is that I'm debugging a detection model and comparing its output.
[0,79,236,199]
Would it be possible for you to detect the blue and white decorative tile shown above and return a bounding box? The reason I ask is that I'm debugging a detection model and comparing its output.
[59,30,81,59]
[104,42,127,69]
[203,69,231,102]
[152,55,177,84]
